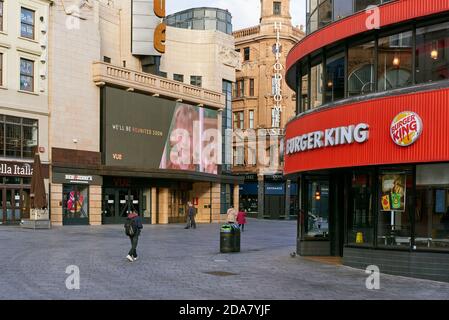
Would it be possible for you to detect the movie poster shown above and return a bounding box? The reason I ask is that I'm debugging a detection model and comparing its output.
[380,174,406,212]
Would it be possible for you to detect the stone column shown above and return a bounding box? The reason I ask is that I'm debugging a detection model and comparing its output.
[151,188,157,224]
[285,180,291,220]
[257,174,265,219]
[158,188,170,224]
[89,185,102,226]
[50,183,63,226]
[233,183,240,210]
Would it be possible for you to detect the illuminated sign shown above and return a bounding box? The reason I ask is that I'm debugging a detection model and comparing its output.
[390,111,423,147]
[286,123,369,155]
[272,22,283,128]
[132,0,166,56]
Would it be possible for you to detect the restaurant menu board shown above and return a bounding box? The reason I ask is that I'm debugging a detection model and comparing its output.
[381,174,406,212]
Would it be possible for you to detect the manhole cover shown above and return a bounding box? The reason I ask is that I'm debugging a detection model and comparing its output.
[204,271,238,277]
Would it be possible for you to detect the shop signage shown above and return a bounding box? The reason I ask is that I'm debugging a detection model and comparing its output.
[380,174,406,212]
[390,111,423,147]
[272,22,283,128]
[265,183,285,195]
[131,0,166,56]
[0,162,33,177]
[286,123,369,155]
[52,172,102,185]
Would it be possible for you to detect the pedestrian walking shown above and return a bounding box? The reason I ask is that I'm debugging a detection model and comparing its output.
[184,201,197,229]
[237,208,247,232]
[124,210,143,262]
[226,206,237,224]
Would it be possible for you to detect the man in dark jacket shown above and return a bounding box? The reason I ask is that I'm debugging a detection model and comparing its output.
[126,210,143,262]
[184,201,196,229]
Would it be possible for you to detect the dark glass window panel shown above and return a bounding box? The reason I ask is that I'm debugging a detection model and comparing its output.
[249,79,255,96]
[217,11,226,21]
[5,123,21,157]
[416,21,449,84]
[347,173,374,246]
[273,2,282,15]
[5,177,21,185]
[22,118,38,126]
[348,40,375,97]
[194,9,204,18]
[310,61,323,108]
[5,116,21,124]
[192,19,204,30]
[0,53,3,86]
[244,47,250,61]
[217,21,226,33]
[20,7,35,39]
[173,74,184,82]
[0,1,3,32]
[22,178,31,185]
[378,31,413,91]
[20,59,34,92]
[304,180,330,239]
[190,76,202,87]
[325,51,345,102]
[334,0,353,20]
[22,125,37,159]
[318,0,333,29]
[0,122,4,156]
[354,0,380,12]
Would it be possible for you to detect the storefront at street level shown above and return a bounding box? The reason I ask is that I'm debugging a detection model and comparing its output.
[285,0,449,282]
[0,160,48,225]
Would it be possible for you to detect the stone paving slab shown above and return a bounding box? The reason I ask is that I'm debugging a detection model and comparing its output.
[0,219,448,300]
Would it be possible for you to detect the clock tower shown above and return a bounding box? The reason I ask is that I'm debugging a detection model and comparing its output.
[260,0,292,25]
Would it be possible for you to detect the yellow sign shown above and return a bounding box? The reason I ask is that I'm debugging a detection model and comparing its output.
[356,232,364,244]
[154,0,166,53]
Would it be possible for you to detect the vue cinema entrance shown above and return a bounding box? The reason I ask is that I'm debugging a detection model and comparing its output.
[102,177,151,224]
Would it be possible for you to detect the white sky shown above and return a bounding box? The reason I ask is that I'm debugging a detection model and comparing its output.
[166,0,307,30]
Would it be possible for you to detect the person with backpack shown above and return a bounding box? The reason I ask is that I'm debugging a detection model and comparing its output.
[125,210,143,262]
[237,208,247,232]
[184,201,196,229]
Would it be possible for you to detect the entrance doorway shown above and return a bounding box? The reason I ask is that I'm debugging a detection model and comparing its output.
[102,188,150,224]
[0,188,30,224]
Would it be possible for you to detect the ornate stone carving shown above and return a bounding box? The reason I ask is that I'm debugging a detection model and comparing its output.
[219,46,242,70]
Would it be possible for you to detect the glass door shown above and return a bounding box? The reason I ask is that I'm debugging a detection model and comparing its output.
[304,179,330,240]
[102,188,117,224]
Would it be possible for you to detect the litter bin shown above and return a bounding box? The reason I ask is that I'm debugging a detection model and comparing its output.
[220,224,233,253]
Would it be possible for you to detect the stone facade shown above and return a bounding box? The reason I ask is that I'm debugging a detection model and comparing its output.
[46,0,240,226]
[231,0,304,218]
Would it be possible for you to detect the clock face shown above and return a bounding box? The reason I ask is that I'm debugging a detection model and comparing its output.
[272,44,282,54]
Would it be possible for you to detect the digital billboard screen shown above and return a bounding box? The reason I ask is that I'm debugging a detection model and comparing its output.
[102,86,219,174]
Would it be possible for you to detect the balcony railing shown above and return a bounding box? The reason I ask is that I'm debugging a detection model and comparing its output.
[92,62,224,109]
[233,26,261,39]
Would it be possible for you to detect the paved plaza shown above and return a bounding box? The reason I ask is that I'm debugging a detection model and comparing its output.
[1,219,449,300]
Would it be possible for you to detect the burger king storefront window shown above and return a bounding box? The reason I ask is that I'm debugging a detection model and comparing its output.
[285,88,449,256]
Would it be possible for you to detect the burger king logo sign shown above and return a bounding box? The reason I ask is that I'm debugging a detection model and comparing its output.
[390,111,423,147]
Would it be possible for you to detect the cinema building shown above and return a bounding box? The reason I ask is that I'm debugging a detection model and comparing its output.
[284,0,449,281]
[48,1,241,226]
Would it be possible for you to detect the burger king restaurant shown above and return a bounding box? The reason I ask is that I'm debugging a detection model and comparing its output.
[284,88,449,282]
